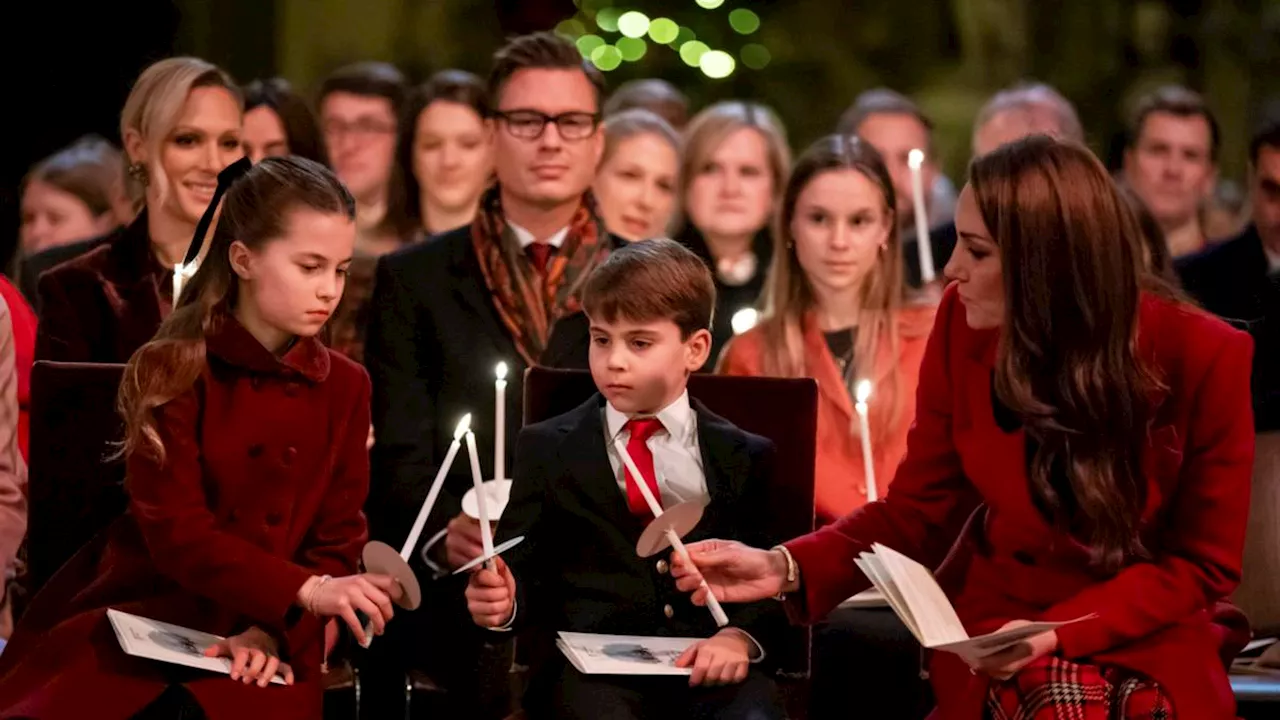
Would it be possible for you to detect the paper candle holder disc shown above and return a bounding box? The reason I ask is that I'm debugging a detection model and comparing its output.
[362,541,422,610]
[636,501,704,557]
[451,535,526,575]
[462,479,514,520]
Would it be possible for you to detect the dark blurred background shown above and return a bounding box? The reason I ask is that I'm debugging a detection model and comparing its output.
[8,0,1280,269]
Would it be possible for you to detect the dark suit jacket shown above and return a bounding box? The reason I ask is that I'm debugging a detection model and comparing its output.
[902,221,958,289]
[364,224,621,556]
[34,212,171,363]
[16,234,111,312]
[1176,224,1279,430]
[499,394,788,705]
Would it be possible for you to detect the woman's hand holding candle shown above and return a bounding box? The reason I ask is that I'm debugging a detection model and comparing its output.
[297,573,402,647]
[670,539,796,605]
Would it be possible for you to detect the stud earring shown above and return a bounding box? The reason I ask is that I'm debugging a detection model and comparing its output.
[127,163,149,186]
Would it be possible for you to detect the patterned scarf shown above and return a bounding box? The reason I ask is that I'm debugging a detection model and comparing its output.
[470,185,611,365]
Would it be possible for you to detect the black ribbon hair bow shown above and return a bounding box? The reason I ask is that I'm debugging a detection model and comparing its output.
[185,155,253,267]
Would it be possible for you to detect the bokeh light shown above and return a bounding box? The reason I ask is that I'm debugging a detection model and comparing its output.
[695,0,726,9]
[590,44,623,71]
[728,9,761,35]
[699,50,736,79]
[556,19,586,38]
[617,11,650,38]
[616,36,647,61]
[595,7,622,32]
[679,40,710,67]
[741,44,771,69]
[576,34,606,57]
[648,18,679,44]
[675,26,697,46]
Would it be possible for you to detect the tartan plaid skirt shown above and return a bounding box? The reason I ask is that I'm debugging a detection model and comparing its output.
[986,656,1173,720]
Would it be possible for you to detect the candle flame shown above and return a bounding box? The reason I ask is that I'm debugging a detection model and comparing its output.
[454,414,472,439]
[855,380,873,404]
[908,149,924,169]
[495,361,508,380]
[730,308,759,335]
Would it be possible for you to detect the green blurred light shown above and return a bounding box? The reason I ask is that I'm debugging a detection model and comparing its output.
[596,7,622,32]
[675,26,697,45]
[728,9,761,34]
[699,50,735,79]
[576,34,606,56]
[616,36,648,62]
[617,11,650,38]
[648,18,679,44]
[741,43,771,70]
[556,19,586,38]
[579,0,613,11]
[590,44,623,71]
[695,0,726,9]
[679,40,710,67]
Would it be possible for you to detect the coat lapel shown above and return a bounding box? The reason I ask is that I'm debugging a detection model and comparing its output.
[449,231,520,360]
[557,395,644,535]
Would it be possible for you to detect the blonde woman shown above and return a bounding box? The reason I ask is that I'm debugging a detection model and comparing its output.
[675,101,790,367]
[718,134,934,524]
[593,109,680,243]
[35,57,244,363]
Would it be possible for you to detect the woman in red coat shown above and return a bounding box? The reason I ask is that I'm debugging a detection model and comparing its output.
[672,136,1255,719]
[0,156,400,719]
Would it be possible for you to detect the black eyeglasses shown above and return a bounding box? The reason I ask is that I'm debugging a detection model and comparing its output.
[492,110,601,141]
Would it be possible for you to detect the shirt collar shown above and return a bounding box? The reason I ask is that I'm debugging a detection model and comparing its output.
[605,390,694,444]
[507,219,569,249]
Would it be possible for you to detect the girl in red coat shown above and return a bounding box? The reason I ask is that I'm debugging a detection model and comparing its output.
[0,156,400,719]
[672,136,1255,719]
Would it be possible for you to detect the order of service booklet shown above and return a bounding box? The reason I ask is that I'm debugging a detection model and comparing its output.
[556,631,699,676]
[854,543,1095,666]
[107,609,288,685]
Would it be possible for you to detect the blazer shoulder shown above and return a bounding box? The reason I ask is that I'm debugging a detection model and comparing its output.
[522,394,601,440]
[382,225,470,271]
[325,348,371,389]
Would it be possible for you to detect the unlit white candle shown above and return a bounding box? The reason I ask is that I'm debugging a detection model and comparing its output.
[465,431,496,564]
[494,362,507,481]
[400,414,471,561]
[908,149,936,284]
[855,380,877,502]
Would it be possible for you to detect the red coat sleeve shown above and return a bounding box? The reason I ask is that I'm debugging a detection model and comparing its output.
[34,268,96,363]
[126,381,314,626]
[782,286,981,623]
[1047,329,1255,659]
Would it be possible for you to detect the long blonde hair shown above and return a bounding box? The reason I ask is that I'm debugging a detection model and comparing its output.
[120,57,241,211]
[675,101,791,235]
[758,134,910,435]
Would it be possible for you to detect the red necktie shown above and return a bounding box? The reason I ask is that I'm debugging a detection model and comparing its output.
[623,417,664,517]
[526,242,554,274]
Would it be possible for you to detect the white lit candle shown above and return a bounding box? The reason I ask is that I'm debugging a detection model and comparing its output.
[855,380,877,502]
[494,362,508,481]
[399,414,471,561]
[908,149,936,284]
[465,430,496,568]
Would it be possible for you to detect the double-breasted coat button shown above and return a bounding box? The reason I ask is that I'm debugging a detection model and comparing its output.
[248,444,264,459]
[250,377,265,390]
[282,447,298,466]
[663,604,674,619]
[284,383,301,398]
[656,559,669,574]
[1013,550,1036,566]
[266,511,284,526]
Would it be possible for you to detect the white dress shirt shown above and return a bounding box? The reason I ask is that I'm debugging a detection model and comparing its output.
[508,219,569,249]
[603,390,709,507]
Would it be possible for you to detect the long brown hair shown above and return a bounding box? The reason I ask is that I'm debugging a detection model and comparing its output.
[757,134,910,435]
[117,156,355,464]
[970,135,1162,572]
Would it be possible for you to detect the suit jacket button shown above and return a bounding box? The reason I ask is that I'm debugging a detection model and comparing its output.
[656,559,669,574]
[248,444,264,459]
[663,604,674,619]
[282,447,297,466]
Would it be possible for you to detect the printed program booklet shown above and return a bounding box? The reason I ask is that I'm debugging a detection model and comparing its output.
[107,609,287,685]
[556,631,699,676]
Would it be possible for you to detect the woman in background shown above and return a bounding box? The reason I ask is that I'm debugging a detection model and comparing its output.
[675,101,790,367]
[35,57,244,363]
[718,134,935,720]
[240,78,328,166]
[593,108,679,243]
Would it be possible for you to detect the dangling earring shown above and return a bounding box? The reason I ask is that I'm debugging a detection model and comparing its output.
[127,162,149,186]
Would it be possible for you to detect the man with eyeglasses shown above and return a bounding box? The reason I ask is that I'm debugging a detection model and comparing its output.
[318,61,407,256]
[362,32,621,718]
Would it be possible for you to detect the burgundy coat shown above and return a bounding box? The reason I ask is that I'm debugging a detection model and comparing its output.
[35,211,172,364]
[0,314,371,720]
[784,285,1255,720]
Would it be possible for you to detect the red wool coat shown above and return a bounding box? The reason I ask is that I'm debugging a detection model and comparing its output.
[784,285,1255,720]
[0,314,371,720]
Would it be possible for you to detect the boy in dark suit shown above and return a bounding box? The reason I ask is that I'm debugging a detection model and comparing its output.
[466,239,787,719]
